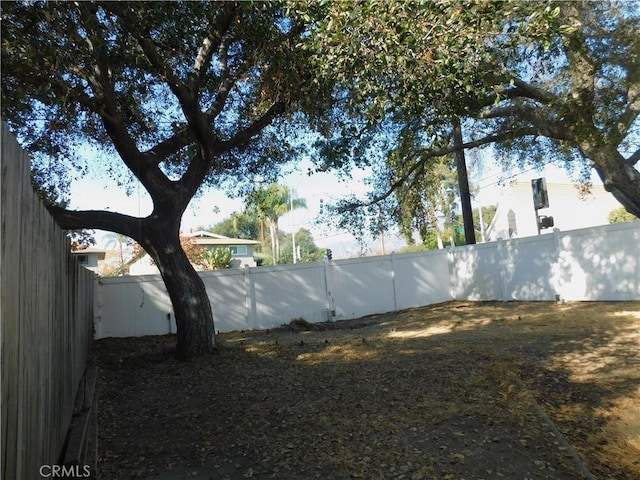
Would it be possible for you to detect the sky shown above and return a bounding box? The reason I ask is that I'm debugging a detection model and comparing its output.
[69,155,394,258]
[69,149,607,259]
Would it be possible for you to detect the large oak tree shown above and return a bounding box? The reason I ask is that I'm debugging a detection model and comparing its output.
[4,1,637,360]
[1,1,328,359]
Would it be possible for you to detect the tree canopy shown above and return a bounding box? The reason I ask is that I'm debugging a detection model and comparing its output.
[293,0,640,238]
[1,1,330,359]
[3,0,638,358]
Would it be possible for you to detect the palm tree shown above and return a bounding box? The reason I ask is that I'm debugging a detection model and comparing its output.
[247,183,306,264]
[102,232,133,275]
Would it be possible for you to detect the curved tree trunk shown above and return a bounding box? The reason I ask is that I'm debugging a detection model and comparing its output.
[141,227,215,360]
[581,145,640,218]
[49,205,217,360]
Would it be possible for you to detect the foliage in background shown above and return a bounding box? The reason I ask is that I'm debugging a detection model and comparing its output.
[396,204,497,252]
[278,227,326,264]
[608,207,639,224]
[246,183,306,263]
[68,230,97,251]
[207,212,262,241]
[207,208,325,265]
[200,248,233,270]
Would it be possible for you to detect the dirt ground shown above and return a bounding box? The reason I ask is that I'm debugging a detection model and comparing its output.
[93,301,640,480]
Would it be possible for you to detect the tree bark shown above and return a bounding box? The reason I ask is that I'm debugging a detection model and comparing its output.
[49,206,216,359]
[581,145,640,218]
[139,226,216,360]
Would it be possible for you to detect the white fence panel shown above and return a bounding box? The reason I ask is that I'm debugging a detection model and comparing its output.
[96,275,174,338]
[556,222,640,301]
[450,242,503,301]
[502,234,558,301]
[392,250,452,309]
[249,262,329,329]
[94,222,640,339]
[202,269,251,333]
[329,257,396,320]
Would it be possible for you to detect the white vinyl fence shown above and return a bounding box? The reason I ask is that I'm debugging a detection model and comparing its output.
[94,221,640,339]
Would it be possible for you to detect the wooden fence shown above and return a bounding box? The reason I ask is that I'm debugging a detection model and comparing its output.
[1,123,96,479]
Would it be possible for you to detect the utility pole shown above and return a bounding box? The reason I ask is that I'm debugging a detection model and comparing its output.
[453,117,476,245]
[290,187,297,263]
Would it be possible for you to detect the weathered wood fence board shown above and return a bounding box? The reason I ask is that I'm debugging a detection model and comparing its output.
[1,122,96,479]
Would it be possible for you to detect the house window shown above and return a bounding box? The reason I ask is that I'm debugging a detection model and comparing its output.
[228,245,247,256]
[77,254,88,264]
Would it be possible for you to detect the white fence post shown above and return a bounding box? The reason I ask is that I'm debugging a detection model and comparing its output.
[244,266,257,330]
[447,246,456,300]
[553,228,563,302]
[323,258,335,321]
[497,238,508,301]
[391,252,398,311]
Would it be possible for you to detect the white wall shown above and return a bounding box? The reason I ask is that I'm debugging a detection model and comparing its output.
[94,221,640,339]
[487,181,621,241]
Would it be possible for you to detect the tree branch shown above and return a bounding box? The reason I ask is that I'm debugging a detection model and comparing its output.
[475,102,573,142]
[48,205,147,240]
[176,100,288,205]
[67,4,180,201]
[472,75,561,112]
[353,127,543,209]
[213,101,287,154]
[144,127,193,165]
[192,4,239,92]
[476,105,520,120]
[510,77,561,106]
[611,62,640,144]
[110,5,216,150]
[204,33,239,120]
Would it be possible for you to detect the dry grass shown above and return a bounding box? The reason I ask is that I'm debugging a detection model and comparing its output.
[93,300,640,480]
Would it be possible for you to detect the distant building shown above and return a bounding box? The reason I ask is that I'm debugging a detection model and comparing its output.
[128,231,260,275]
[71,247,106,272]
[485,180,621,241]
[188,230,260,268]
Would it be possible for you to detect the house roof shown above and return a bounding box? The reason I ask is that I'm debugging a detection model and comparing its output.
[187,230,230,239]
[186,230,260,246]
[72,247,107,259]
[73,246,107,253]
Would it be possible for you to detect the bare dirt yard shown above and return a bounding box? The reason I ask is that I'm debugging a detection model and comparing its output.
[93,301,640,480]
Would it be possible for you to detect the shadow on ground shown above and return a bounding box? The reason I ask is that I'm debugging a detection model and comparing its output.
[93,301,640,480]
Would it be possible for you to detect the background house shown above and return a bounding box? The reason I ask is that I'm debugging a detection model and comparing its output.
[129,231,260,275]
[485,179,621,241]
[71,246,106,272]
[189,230,260,268]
